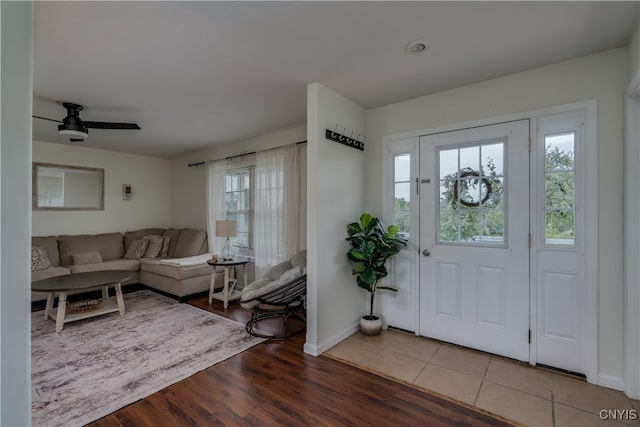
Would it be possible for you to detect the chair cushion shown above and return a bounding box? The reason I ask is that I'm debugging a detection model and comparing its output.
[31,266,71,282]
[290,250,307,268]
[264,261,293,280]
[241,267,305,307]
[69,259,140,274]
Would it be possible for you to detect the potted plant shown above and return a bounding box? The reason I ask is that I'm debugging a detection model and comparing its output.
[346,213,407,335]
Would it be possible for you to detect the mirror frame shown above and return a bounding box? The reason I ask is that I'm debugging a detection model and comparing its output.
[32,162,105,211]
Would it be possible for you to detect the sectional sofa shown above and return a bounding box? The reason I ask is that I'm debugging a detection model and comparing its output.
[31,227,223,302]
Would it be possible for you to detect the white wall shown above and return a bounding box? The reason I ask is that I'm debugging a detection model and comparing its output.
[1,2,33,424]
[32,141,171,236]
[366,48,628,382]
[305,82,367,355]
[170,125,306,229]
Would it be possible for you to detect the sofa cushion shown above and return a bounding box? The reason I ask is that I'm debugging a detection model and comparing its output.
[31,266,71,283]
[175,229,207,258]
[31,247,52,271]
[163,229,183,258]
[124,228,165,251]
[264,261,293,281]
[58,233,124,266]
[72,251,103,265]
[143,235,165,258]
[69,259,140,274]
[31,236,61,266]
[124,239,148,260]
[140,258,212,280]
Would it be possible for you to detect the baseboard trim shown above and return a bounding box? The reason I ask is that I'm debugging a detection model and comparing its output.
[598,373,625,391]
[304,322,359,356]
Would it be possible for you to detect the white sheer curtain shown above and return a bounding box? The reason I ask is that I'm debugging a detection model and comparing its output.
[254,144,303,276]
[206,159,228,253]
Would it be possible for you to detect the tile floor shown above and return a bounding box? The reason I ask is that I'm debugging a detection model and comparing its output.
[325,329,640,427]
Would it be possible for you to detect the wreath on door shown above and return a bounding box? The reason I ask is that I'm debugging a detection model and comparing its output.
[453,170,493,207]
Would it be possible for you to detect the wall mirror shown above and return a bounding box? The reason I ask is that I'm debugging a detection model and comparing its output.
[33,163,104,211]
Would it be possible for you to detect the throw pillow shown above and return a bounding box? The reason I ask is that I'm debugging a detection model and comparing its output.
[71,251,104,265]
[143,235,164,258]
[124,239,148,260]
[31,246,52,271]
[158,236,171,257]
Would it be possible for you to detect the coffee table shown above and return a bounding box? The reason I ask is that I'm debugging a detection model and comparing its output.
[31,270,132,333]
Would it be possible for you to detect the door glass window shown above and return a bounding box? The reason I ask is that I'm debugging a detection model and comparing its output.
[437,140,506,246]
[394,153,411,239]
[544,132,575,247]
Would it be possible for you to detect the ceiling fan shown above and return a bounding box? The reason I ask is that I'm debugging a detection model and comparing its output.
[33,102,141,142]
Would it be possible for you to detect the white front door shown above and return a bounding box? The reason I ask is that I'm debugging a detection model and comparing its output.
[419,120,530,361]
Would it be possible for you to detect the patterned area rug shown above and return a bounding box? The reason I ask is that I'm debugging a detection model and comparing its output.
[31,290,264,427]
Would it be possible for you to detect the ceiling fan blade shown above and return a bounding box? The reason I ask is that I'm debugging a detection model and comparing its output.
[33,115,63,123]
[83,121,140,130]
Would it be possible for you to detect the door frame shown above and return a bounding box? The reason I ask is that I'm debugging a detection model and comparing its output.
[625,73,640,399]
[382,99,598,384]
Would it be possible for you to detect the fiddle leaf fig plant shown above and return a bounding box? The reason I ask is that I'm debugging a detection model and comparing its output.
[346,213,407,319]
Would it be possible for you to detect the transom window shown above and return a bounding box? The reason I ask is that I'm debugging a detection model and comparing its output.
[544,132,576,247]
[437,140,506,246]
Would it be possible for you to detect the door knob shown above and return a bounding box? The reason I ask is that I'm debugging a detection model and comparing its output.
[422,249,430,257]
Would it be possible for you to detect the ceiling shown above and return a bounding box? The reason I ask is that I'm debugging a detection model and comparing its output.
[32,1,639,158]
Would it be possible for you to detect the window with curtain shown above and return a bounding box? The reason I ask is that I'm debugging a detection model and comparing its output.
[207,143,306,277]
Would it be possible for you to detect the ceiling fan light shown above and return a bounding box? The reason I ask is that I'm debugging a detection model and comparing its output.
[59,129,88,140]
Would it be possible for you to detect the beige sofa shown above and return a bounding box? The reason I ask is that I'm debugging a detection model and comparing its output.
[31,228,222,302]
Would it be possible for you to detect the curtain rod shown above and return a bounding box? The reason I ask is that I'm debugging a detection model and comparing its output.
[188,140,307,167]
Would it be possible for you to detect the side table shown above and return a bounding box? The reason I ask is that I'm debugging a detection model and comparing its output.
[207,256,250,309]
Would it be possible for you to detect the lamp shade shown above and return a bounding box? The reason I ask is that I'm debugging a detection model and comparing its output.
[215,220,237,238]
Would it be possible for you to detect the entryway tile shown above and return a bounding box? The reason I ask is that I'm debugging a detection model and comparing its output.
[552,375,634,418]
[413,364,481,405]
[364,347,426,383]
[325,338,381,366]
[429,344,491,378]
[484,357,553,399]
[387,333,440,362]
[475,381,552,427]
[350,329,400,350]
[555,403,631,427]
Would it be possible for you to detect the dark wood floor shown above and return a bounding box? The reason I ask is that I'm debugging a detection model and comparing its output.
[84,293,514,427]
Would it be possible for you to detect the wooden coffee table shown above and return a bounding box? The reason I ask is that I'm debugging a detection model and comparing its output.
[31,270,132,333]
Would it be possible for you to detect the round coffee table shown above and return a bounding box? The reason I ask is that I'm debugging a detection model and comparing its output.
[32,270,133,333]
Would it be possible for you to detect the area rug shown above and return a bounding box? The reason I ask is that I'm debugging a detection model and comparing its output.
[31,290,264,427]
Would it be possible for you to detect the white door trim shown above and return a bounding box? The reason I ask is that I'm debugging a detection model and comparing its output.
[381,99,598,384]
[625,73,640,399]
[381,136,420,333]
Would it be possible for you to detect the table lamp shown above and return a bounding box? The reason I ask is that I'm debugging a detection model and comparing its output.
[216,220,237,260]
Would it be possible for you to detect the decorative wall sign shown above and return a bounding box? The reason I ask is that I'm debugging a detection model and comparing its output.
[325,128,364,151]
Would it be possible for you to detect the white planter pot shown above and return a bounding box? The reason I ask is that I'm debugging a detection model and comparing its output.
[360,314,382,336]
